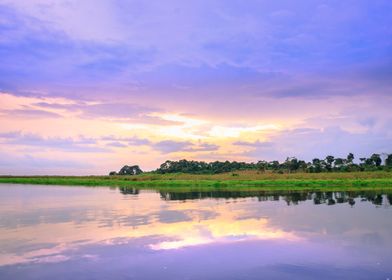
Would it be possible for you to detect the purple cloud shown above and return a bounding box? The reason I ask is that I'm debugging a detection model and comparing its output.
[33,101,157,119]
[1,109,62,118]
[240,126,392,163]
[0,132,109,153]
[182,143,220,152]
[0,152,93,175]
[32,101,182,125]
[105,141,127,148]
[1,1,391,100]
[152,140,192,154]
[152,140,219,154]
[233,140,273,148]
[101,136,151,146]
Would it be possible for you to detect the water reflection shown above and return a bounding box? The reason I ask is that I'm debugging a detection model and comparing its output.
[0,184,391,280]
[154,188,392,206]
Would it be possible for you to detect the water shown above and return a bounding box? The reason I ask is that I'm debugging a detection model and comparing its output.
[0,184,391,280]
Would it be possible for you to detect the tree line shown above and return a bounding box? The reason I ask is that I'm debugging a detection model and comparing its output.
[156,153,392,174]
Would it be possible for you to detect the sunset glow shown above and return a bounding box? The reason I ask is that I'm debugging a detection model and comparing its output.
[0,1,391,174]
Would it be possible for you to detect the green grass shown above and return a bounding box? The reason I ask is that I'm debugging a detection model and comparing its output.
[1,171,392,192]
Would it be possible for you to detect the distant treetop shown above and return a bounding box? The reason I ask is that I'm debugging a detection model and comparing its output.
[109,165,143,176]
[110,153,392,175]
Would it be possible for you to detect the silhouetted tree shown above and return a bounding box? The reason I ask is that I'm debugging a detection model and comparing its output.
[325,155,334,171]
[347,153,355,164]
[118,165,143,175]
[386,154,392,167]
[151,152,391,174]
[370,154,382,167]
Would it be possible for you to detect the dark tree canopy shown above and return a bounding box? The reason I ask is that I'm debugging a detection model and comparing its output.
[110,153,392,175]
[386,154,392,167]
[154,153,392,174]
[370,154,382,167]
[157,159,257,174]
[347,153,354,163]
[110,165,143,176]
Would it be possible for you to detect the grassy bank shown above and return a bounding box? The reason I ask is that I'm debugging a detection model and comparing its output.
[1,171,392,191]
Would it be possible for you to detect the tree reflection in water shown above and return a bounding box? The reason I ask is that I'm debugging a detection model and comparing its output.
[118,187,392,207]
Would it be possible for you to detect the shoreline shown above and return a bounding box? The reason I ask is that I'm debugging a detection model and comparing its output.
[1,172,392,191]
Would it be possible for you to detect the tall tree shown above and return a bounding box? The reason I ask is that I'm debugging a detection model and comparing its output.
[386,154,392,167]
[325,156,334,171]
[347,153,354,164]
[370,154,382,167]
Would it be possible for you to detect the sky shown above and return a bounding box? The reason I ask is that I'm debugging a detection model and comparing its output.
[0,0,391,175]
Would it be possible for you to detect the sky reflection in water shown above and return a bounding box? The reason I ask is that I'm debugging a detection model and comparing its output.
[0,184,391,279]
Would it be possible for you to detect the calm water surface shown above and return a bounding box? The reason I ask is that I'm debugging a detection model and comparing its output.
[0,184,391,279]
